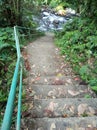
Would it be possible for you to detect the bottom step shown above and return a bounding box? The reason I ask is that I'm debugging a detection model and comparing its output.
[22,117,97,130]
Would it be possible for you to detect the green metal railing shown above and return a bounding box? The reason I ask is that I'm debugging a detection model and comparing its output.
[1,26,23,130]
[1,25,43,130]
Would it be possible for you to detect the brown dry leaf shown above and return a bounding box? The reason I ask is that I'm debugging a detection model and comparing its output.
[69,106,75,113]
[58,88,65,96]
[22,111,31,117]
[74,77,80,81]
[23,78,28,84]
[29,104,33,110]
[52,78,63,85]
[48,91,54,97]
[88,107,95,115]
[25,59,31,71]
[62,114,68,118]
[66,79,72,84]
[48,102,54,112]
[78,104,88,116]
[31,78,35,83]
[48,102,58,112]
[22,51,31,71]
[68,90,80,96]
[35,77,40,81]
[86,127,97,130]
[44,109,54,117]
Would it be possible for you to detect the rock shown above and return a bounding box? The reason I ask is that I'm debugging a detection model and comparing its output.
[43,11,50,16]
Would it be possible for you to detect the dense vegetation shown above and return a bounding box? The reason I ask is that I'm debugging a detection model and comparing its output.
[55,0,97,93]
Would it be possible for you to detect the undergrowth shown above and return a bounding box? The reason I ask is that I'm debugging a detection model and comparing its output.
[55,17,97,93]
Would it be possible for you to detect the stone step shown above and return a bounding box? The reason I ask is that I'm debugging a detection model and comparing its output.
[23,117,97,130]
[28,75,81,86]
[31,85,96,99]
[29,98,97,118]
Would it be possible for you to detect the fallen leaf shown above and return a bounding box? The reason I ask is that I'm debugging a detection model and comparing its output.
[22,111,31,117]
[66,79,72,84]
[44,109,53,116]
[86,127,97,130]
[68,90,80,96]
[25,59,31,71]
[57,73,62,77]
[69,106,75,113]
[48,102,55,112]
[31,79,35,83]
[32,64,35,68]
[88,107,95,115]
[48,91,54,97]
[52,78,64,85]
[35,77,40,81]
[78,104,88,116]
[44,78,48,82]
[50,123,56,130]
[62,114,68,118]
[74,77,80,81]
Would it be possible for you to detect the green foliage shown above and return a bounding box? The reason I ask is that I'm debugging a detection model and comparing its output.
[0,0,39,28]
[49,0,61,8]
[84,95,91,98]
[0,27,17,124]
[0,0,23,26]
[55,17,97,93]
[62,0,97,20]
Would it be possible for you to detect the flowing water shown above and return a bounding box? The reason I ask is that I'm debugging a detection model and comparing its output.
[33,8,77,31]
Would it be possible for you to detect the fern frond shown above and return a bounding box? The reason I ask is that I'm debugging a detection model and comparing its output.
[0,43,10,51]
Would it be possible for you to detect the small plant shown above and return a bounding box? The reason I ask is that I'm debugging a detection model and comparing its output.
[84,95,91,98]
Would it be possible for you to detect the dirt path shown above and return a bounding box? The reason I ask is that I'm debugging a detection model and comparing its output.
[27,33,73,77]
[22,33,97,130]
[25,33,81,86]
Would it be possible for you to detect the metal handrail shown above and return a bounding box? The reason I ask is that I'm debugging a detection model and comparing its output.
[1,26,23,130]
[1,25,42,130]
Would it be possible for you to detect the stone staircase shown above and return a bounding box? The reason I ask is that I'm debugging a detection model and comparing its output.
[23,75,97,130]
[22,34,97,130]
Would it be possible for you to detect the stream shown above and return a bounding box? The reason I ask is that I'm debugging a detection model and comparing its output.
[33,7,77,31]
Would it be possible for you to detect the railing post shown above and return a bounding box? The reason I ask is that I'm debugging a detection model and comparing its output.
[16,62,23,130]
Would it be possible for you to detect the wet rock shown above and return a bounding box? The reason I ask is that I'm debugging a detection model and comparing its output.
[33,7,76,31]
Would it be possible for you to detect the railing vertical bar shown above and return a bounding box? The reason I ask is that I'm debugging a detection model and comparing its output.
[14,26,21,59]
[16,63,23,130]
